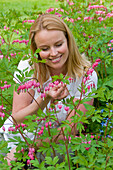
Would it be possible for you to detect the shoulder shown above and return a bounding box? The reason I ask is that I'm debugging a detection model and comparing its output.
[88,70,98,88]
[17,59,31,71]
[13,59,32,83]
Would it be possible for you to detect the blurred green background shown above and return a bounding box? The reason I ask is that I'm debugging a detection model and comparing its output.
[0,0,59,13]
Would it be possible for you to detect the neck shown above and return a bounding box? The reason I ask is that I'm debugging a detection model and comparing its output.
[49,67,67,77]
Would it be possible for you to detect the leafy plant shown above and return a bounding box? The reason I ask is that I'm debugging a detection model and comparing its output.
[0,0,113,169]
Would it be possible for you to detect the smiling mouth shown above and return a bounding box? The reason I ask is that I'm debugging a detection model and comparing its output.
[48,55,62,63]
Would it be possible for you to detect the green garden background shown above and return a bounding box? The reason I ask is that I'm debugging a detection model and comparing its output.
[0,0,113,169]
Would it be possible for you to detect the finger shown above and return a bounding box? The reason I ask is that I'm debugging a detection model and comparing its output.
[57,89,69,100]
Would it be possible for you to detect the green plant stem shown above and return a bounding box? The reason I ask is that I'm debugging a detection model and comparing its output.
[100,62,103,79]
[61,127,71,170]
[103,61,107,77]
[3,109,30,147]
[75,150,78,168]
[0,89,3,105]
[104,119,109,143]
[1,95,12,106]
[105,154,110,170]
[27,90,42,109]
[47,125,56,159]
[6,70,42,109]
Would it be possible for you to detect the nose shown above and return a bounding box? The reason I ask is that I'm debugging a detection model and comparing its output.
[50,47,58,57]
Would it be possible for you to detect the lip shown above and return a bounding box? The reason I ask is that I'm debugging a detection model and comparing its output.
[48,55,62,63]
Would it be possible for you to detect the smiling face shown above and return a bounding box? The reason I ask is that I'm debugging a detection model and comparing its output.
[34,29,69,76]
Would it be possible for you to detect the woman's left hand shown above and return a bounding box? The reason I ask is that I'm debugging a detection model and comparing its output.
[46,83,69,100]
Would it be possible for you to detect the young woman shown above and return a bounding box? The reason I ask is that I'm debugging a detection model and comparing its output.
[4,13,97,164]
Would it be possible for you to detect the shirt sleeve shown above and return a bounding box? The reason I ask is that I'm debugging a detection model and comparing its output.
[85,70,98,96]
[74,70,98,99]
[13,59,31,83]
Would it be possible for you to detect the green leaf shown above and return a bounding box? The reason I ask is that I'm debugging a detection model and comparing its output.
[30,159,39,167]
[53,156,59,165]
[83,103,95,110]
[45,156,53,165]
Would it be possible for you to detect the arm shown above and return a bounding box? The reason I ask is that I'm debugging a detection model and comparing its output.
[12,83,68,124]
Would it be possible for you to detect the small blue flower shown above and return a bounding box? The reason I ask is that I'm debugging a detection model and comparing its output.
[99,129,104,133]
[100,109,104,113]
[107,135,112,138]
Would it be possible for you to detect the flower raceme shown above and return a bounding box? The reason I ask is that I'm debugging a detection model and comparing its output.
[12,39,29,45]
[28,147,35,160]
[0,105,6,118]
[88,5,107,11]
[0,112,5,118]
[17,80,40,92]
[6,123,27,132]
[0,83,11,90]
[37,121,52,135]
[22,20,35,24]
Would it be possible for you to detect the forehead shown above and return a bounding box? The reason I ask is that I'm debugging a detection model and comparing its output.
[34,29,66,46]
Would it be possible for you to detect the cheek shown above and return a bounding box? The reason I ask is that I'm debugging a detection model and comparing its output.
[61,43,69,54]
[39,51,49,59]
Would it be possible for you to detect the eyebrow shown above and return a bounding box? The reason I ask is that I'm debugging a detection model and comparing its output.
[38,40,65,48]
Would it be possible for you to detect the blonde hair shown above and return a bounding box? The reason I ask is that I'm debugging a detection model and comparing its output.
[29,13,90,85]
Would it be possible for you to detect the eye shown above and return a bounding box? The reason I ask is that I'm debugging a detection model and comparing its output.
[41,48,49,51]
[56,43,62,47]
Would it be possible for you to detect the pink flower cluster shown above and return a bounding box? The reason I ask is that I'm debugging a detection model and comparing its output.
[46,8,55,13]
[88,5,107,11]
[36,117,46,122]
[84,17,94,22]
[0,82,11,90]
[86,68,94,76]
[97,17,104,23]
[68,2,74,6]
[38,126,44,136]
[13,30,19,34]
[1,39,5,44]
[7,123,27,132]
[64,136,71,142]
[0,55,3,59]
[10,53,16,57]
[8,127,15,132]
[67,17,74,23]
[105,13,113,18]
[28,147,35,161]
[0,105,5,118]
[92,59,101,69]
[17,80,40,92]
[64,106,69,112]
[41,93,46,99]
[0,55,10,61]
[83,58,101,92]
[75,135,94,151]
[95,10,105,15]
[55,12,62,17]
[15,123,27,130]
[37,121,52,135]
[4,26,9,30]
[12,39,29,45]
[22,20,35,24]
